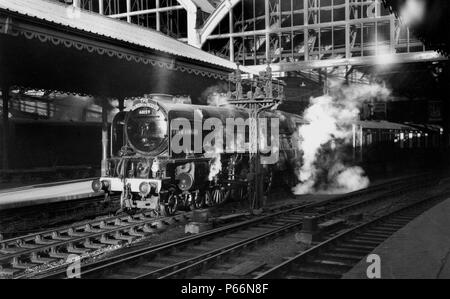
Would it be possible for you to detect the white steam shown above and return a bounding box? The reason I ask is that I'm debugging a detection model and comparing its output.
[207,153,222,181]
[201,83,231,107]
[293,82,390,195]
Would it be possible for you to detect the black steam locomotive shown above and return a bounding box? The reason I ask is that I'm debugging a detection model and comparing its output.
[92,94,303,216]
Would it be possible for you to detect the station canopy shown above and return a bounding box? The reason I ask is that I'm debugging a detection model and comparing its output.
[0,0,255,100]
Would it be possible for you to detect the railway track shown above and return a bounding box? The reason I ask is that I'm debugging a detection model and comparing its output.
[0,209,192,277]
[29,173,438,279]
[0,194,120,240]
[255,193,448,279]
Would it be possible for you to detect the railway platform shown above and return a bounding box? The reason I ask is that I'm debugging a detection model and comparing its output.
[343,197,450,279]
[0,173,430,212]
[0,178,102,210]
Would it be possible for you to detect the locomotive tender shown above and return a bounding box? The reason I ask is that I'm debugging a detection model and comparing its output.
[92,94,303,216]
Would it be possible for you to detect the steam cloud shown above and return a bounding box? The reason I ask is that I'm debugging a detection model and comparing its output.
[200,83,231,107]
[293,82,390,195]
[207,154,222,181]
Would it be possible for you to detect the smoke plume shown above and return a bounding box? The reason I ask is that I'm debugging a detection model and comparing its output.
[207,154,222,181]
[200,83,231,107]
[292,81,390,195]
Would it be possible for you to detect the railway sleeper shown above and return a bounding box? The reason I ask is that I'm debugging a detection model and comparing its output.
[286,267,341,279]
[33,237,58,246]
[30,253,56,264]
[338,242,377,251]
[220,234,253,241]
[51,232,73,241]
[0,246,24,255]
[99,222,119,230]
[319,252,365,263]
[83,240,104,249]
[382,219,412,225]
[359,232,392,239]
[83,225,103,234]
[119,265,161,276]
[332,246,371,256]
[127,228,146,238]
[142,260,177,269]
[351,237,386,244]
[311,259,354,270]
[343,239,382,247]
[67,244,88,255]
[365,228,397,235]
[11,257,39,270]
[156,256,186,265]
[113,232,136,243]
[296,262,350,275]
[171,250,205,259]
[376,223,406,229]
[67,229,90,237]
[0,266,20,276]
[20,243,40,249]
[48,249,71,260]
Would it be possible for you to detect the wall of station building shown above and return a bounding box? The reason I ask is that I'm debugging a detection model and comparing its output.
[0,121,102,171]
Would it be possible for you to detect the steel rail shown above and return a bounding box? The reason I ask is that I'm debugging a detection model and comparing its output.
[255,193,448,279]
[36,173,438,279]
[153,179,441,279]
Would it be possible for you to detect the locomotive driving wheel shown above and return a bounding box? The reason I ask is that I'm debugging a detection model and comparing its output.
[212,187,230,205]
[204,189,213,207]
[190,191,204,210]
[264,168,274,196]
[212,188,223,205]
[160,190,178,216]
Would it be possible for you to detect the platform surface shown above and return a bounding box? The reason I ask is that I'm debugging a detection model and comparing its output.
[0,179,102,210]
[343,198,450,279]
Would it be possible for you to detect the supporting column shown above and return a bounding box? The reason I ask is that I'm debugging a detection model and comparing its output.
[179,0,200,47]
[345,0,351,59]
[98,0,104,15]
[303,0,309,61]
[359,125,363,162]
[118,98,125,112]
[101,98,109,177]
[156,0,161,31]
[352,124,357,162]
[2,87,9,171]
[265,0,270,62]
[229,9,234,62]
[126,0,131,23]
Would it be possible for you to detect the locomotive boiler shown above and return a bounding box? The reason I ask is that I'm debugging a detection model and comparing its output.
[92,94,303,216]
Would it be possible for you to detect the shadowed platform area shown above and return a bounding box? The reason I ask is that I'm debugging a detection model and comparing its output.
[344,197,450,279]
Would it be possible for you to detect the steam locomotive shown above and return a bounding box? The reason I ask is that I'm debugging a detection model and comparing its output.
[91,94,303,216]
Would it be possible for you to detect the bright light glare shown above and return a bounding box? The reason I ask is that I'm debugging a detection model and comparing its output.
[375,53,398,66]
[400,0,426,26]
